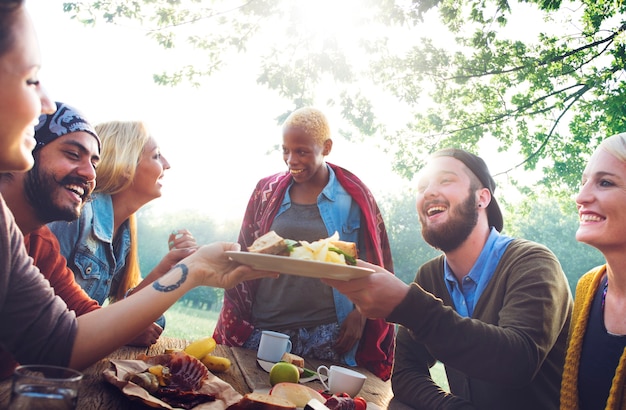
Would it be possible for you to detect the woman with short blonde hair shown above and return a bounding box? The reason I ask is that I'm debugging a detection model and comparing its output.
[214,106,396,379]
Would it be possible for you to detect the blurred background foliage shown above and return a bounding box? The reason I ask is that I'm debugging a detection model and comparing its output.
[137,189,604,312]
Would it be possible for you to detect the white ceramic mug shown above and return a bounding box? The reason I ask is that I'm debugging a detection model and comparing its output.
[316,365,366,398]
[257,330,292,362]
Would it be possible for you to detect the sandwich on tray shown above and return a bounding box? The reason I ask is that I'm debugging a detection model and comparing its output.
[248,231,357,266]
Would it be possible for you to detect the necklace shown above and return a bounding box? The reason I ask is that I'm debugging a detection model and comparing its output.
[602,276,609,311]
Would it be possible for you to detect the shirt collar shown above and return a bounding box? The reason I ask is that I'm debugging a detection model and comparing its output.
[444,227,503,286]
[281,164,336,205]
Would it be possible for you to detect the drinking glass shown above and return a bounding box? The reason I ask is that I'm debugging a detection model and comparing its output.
[8,364,83,410]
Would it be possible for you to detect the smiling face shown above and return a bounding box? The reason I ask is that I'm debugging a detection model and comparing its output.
[24,131,100,223]
[575,148,626,253]
[282,124,331,185]
[416,156,481,252]
[0,7,55,172]
[129,136,170,204]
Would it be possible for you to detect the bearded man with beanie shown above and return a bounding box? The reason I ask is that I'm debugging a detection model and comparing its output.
[324,148,573,409]
[0,102,162,377]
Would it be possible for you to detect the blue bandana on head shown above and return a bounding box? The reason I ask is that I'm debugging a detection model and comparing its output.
[34,102,100,151]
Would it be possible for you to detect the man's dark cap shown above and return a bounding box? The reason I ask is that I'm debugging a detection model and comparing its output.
[34,102,100,152]
[432,148,504,232]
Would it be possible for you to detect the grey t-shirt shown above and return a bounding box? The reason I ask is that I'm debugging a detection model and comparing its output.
[252,203,336,330]
[0,196,77,370]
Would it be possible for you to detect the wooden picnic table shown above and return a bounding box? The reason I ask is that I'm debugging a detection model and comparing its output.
[0,336,394,409]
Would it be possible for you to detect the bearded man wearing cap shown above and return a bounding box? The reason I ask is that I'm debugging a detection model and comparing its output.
[324,148,573,409]
[0,102,163,372]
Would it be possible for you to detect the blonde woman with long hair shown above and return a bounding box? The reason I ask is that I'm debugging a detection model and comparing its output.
[49,120,197,334]
[560,132,626,409]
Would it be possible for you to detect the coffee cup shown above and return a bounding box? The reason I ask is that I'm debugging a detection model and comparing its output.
[316,365,366,398]
[257,330,292,362]
[8,364,83,410]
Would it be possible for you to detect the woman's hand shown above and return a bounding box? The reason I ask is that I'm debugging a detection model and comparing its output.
[149,229,199,281]
[185,242,278,289]
[163,229,199,269]
[126,323,163,347]
[72,243,275,370]
[168,229,197,251]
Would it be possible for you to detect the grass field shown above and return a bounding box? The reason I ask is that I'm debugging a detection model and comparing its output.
[161,302,449,391]
[161,302,219,341]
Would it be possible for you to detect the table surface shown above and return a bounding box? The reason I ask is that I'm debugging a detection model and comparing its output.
[0,337,394,409]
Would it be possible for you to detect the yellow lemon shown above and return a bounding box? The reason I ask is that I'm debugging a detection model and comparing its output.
[269,362,300,386]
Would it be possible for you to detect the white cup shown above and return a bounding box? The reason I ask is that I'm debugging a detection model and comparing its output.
[257,330,292,362]
[317,365,366,398]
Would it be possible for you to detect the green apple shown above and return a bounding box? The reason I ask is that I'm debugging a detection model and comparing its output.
[269,362,300,386]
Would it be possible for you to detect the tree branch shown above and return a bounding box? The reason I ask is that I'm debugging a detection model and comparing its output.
[450,23,625,81]
[494,84,590,177]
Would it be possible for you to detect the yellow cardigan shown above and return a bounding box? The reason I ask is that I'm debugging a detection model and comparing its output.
[560,265,626,409]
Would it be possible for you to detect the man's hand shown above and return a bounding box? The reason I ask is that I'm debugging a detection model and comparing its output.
[335,309,366,354]
[323,260,410,318]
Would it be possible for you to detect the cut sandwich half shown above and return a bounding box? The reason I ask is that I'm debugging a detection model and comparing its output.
[248,231,290,256]
[280,352,305,368]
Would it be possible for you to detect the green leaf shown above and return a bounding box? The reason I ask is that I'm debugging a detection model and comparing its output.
[329,247,357,266]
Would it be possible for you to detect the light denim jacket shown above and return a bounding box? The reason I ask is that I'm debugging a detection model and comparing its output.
[47,193,131,305]
[277,166,364,365]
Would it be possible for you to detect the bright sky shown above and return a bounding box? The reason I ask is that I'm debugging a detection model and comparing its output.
[26,0,546,225]
[27,0,416,224]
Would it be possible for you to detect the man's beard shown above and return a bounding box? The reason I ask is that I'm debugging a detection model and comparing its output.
[24,161,90,224]
[421,191,478,253]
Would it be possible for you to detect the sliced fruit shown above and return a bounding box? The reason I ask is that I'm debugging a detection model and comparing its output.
[183,336,217,360]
